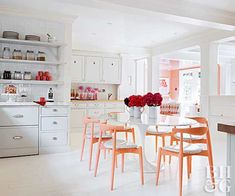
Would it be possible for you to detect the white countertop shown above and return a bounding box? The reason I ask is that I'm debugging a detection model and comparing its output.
[0,102,70,106]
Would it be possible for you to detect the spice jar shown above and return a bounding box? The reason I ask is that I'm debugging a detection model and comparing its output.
[13,49,22,60]
[14,71,23,80]
[26,50,35,61]
[37,51,46,61]
[3,47,11,59]
[24,72,32,80]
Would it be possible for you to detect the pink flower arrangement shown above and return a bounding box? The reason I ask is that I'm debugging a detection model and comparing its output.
[78,86,84,91]
[143,92,163,107]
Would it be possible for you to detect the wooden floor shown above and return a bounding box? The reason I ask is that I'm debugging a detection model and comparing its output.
[0,136,227,196]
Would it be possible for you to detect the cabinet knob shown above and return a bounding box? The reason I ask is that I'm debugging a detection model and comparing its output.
[53,109,58,112]
[13,136,23,140]
[52,137,58,140]
[93,62,96,64]
[53,121,58,125]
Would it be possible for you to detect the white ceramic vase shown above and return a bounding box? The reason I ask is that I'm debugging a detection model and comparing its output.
[127,107,134,117]
[134,106,143,118]
[149,106,157,119]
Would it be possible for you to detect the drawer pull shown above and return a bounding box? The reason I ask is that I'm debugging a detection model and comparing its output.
[13,136,23,140]
[52,137,58,140]
[13,114,24,118]
[53,121,58,125]
[53,109,58,112]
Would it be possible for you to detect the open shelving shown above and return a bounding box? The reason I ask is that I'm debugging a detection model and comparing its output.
[0,38,65,48]
[0,58,63,65]
[0,79,64,85]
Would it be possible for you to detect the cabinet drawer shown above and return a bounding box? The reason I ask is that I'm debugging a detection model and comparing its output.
[0,106,38,126]
[40,132,67,147]
[87,102,104,108]
[42,117,68,131]
[41,107,68,116]
[87,109,104,117]
[0,126,38,149]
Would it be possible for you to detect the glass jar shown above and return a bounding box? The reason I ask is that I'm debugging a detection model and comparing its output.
[12,49,22,60]
[26,50,35,61]
[14,71,23,80]
[37,51,46,61]
[24,72,32,80]
[3,47,11,59]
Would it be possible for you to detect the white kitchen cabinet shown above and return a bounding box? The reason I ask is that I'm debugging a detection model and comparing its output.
[0,105,39,157]
[40,132,68,147]
[39,105,69,153]
[0,106,38,126]
[103,58,120,84]
[84,56,102,83]
[71,55,84,82]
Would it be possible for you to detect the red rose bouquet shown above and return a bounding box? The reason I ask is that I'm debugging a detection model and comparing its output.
[129,95,146,107]
[143,92,163,107]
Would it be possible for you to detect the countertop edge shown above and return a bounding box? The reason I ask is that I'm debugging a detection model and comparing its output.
[218,123,235,134]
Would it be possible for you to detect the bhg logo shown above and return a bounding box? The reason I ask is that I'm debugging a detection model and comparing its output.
[204,166,231,193]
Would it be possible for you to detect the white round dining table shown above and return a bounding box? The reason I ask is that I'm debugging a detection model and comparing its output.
[97,112,197,172]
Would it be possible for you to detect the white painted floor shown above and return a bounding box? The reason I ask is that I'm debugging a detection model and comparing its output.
[0,138,227,196]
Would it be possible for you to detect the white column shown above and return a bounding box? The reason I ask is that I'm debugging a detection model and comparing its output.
[146,57,152,92]
[200,42,219,117]
[152,55,161,92]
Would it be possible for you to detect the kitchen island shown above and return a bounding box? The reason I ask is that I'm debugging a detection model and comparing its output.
[218,123,235,196]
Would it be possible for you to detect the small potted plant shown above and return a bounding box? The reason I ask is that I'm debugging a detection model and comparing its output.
[143,92,163,118]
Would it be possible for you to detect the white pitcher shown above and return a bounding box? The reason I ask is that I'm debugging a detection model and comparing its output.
[126,106,134,117]
[134,106,144,118]
[149,106,157,119]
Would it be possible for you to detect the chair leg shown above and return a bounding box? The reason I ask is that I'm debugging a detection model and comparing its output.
[179,154,183,196]
[208,152,215,187]
[156,148,162,185]
[80,136,86,161]
[139,147,144,185]
[94,144,101,177]
[116,156,118,168]
[169,137,173,164]
[187,156,191,179]
[125,132,128,141]
[88,139,94,171]
[162,136,166,163]
[111,151,116,191]
[155,136,158,152]
[121,154,125,173]
[132,130,136,143]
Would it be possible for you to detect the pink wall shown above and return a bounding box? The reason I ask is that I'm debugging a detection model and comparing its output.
[170,70,179,100]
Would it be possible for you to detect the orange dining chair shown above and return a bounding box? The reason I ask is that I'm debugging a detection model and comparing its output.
[146,113,176,162]
[108,112,135,143]
[146,125,172,162]
[94,123,144,190]
[80,117,111,171]
[156,125,215,196]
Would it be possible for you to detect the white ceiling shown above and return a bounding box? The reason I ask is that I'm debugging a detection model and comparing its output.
[72,6,208,52]
[2,0,235,53]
